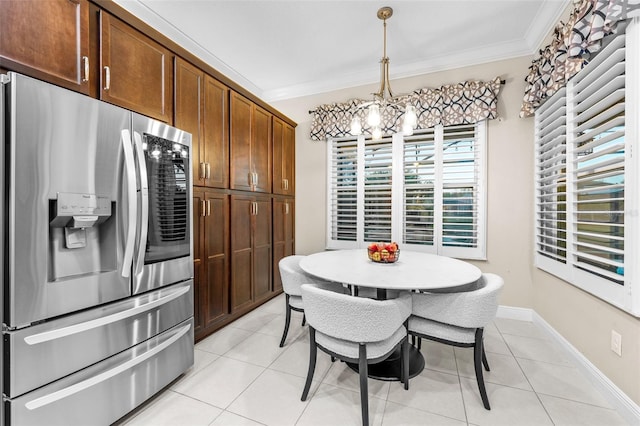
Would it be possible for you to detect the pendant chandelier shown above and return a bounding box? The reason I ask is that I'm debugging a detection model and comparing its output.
[350,6,417,139]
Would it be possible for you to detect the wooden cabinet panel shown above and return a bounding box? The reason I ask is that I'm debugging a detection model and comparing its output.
[231,194,272,311]
[203,193,229,328]
[253,198,272,301]
[175,60,229,188]
[231,196,254,312]
[252,105,272,193]
[273,197,294,292]
[0,0,90,94]
[174,58,204,185]
[203,76,229,188]
[193,189,230,340]
[273,117,295,196]
[230,92,272,193]
[230,92,253,191]
[100,11,173,122]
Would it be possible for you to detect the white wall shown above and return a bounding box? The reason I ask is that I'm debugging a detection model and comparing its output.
[271,55,640,405]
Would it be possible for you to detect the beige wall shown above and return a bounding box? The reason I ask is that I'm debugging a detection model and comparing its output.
[272,54,640,406]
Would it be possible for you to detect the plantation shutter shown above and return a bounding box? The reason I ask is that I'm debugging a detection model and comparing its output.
[403,129,436,247]
[568,33,626,284]
[441,125,483,252]
[535,87,568,264]
[329,138,358,242]
[363,137,393,242]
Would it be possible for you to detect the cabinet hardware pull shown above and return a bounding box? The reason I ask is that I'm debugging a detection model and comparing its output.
[205,163,211,180]
[82,56,89,82]
[285,202,289,215]
[254,172,258,187]
[207,199,211,216]
[248,172,253,186]
[254,201,258,215]
[200,163,206,180]
[103,66,111,90]
[201,200,206,217]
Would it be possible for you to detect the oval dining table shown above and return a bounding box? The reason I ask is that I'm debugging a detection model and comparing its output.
[299,248,482,381]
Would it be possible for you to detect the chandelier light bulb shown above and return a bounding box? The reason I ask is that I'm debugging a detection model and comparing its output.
[350,117,362,135]
[402,122,414,136]
[367,104,381,127]
[404,104,417,128]
[372,126,383,140]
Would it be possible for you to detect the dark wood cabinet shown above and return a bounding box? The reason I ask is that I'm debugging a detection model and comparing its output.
[230,91,272,193]
[230,194,272,312]
[273,116,295,196]
[203,75,229,188]
[175,59,229,188]
[193,188,230,340]
[273,197,295,292]
[0,0,91,94]
[99,11,173,122]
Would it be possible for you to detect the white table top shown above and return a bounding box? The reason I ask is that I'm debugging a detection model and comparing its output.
[300,249,481,291]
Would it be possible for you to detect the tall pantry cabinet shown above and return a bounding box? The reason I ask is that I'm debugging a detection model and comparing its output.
[0,0,295,342]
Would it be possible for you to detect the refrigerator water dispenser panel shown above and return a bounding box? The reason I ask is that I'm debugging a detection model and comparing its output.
[50,193,112,249]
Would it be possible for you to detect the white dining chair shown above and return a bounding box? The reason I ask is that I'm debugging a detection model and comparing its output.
[278,255,344,347]
[300,283,412,426]
[407,273,504,410]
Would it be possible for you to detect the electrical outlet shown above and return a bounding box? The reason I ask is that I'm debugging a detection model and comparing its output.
[611,330,622,357]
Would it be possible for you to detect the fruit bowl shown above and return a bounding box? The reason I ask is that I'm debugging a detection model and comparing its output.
[367,242,400,263]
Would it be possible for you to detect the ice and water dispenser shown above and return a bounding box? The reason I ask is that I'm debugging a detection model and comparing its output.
[48,192,116,281]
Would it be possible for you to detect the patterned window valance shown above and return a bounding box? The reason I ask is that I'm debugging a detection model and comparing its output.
[520,0,640,117]
[309,77,502,141]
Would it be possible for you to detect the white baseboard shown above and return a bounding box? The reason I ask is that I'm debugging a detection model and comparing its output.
[496,305,533,321]
[496,305,640,425]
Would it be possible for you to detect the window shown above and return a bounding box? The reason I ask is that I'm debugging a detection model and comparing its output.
[535,19,640,316]
[327,122,487,260]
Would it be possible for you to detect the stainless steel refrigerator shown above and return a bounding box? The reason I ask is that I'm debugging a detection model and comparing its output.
[0,72,194,425]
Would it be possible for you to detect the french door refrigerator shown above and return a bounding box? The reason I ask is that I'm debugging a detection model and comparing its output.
[0,72,194,425]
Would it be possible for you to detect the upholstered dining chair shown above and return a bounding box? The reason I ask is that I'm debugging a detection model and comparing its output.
[300,283,412,426]
[278,255,344,347]
[407,273,504,410]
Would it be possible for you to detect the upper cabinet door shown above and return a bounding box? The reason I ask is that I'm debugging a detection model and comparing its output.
[203,75,229,189]
[230,91,253,192]
[174,58,204,186]
[99,11,173,123]
[0,0,90,94]
[252,105,272,193]
[273,116,295,196]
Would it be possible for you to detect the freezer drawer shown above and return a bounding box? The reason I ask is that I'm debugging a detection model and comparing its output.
[4,280,193,398]
[6,317,194,426]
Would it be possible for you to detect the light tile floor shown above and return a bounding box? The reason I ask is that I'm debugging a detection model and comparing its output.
[119,293,630,426]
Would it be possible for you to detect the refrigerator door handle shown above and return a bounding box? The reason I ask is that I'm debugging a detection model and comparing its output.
[133,131,149,279]
[23,284,190,345]
[23,322,192,411]
[121,129,136,278]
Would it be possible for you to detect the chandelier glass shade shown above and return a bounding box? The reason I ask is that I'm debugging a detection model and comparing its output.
[349,7,418,140]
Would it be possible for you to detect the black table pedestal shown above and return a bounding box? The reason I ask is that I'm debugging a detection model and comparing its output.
[347,345,425,381]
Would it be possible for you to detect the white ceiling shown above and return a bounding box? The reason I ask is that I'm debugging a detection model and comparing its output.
[113,0,569,102]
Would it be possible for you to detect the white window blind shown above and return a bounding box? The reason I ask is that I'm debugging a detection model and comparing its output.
[327,122,487,260]
[534,19,640,316]
[328,138,358,244]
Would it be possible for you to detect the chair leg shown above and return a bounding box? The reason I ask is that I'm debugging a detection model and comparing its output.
[417,336,422,350]
[402,336,409,390]
[279,295,292,348]
[358,344,369,426]
[473,329,491,410]
[301,327,317,401]
[302,313,306,327]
